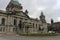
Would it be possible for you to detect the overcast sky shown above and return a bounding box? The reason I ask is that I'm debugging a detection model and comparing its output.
[0,0,60,23]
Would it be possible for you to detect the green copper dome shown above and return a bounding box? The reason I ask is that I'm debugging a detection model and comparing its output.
[11,0,20,5]
[11,0,18,2]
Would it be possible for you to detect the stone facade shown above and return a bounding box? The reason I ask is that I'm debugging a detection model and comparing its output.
[0,0,47,34]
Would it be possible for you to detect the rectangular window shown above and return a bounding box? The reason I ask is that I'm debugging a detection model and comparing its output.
[3,27,5,32]
[2,18,5,25]
[13,28,16,32]
[0,27,2,31]
[36,24,37,28]
[14,19,17,26]
[33,23,34,28]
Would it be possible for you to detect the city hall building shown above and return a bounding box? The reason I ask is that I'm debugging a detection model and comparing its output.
[0,0,47,34]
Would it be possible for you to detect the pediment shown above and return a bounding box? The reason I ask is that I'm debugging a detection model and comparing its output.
[16,11,29,19]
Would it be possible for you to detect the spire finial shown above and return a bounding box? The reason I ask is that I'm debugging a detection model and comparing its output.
[10,0,20,5]
[51,18,54,24]
[41,11,44,15]
[25,9,28,14]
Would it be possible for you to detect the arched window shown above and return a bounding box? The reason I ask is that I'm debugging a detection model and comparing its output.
[14,19,17,25]
[2,18,5,25]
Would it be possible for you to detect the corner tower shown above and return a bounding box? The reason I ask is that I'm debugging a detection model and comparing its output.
[39,11,47,33]
[40,11,46,23]
[51,19,54,24]
[6,0,23,12]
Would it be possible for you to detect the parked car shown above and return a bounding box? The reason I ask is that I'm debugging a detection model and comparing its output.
[48,31,55,33]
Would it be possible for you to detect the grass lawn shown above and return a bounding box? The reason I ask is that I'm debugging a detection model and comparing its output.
[19,33,60,36]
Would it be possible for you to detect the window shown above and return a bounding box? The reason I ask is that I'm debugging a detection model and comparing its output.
[18,20,22,29]
[3,27,5,32]
[39,25,41,31]
[2,18,5,25]
[36,24,37,28]
[14,19,17,25]
[33,23,34,28]
[13,28,16,32]
[0,27,2,31]
[25,19,27,20]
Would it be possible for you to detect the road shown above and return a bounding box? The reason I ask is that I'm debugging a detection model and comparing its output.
[0,34,60,40]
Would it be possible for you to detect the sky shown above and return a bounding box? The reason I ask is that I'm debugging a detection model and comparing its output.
[0,0,60,23]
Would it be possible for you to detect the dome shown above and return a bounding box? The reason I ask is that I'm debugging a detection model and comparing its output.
[11,0,20,5]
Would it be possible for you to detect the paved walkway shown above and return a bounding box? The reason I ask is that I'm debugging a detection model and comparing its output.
[0,34,60,40]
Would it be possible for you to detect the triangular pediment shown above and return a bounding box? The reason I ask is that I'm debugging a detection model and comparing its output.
[16,11,29,19]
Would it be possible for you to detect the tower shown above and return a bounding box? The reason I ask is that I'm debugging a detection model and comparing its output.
[6,0,23,12]
[40,11,46,23]
[51,19,54,24]
[39,11,47,33]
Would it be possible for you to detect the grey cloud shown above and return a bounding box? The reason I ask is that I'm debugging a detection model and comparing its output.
[0,0,60,23]
[0,0,10,10]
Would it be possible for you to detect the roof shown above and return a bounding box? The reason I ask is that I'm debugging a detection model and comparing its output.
[52,22,60,25]
[11,0,20,5]
[0,10,7,14]
[49,22,60,28]
[30,18,40,22]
